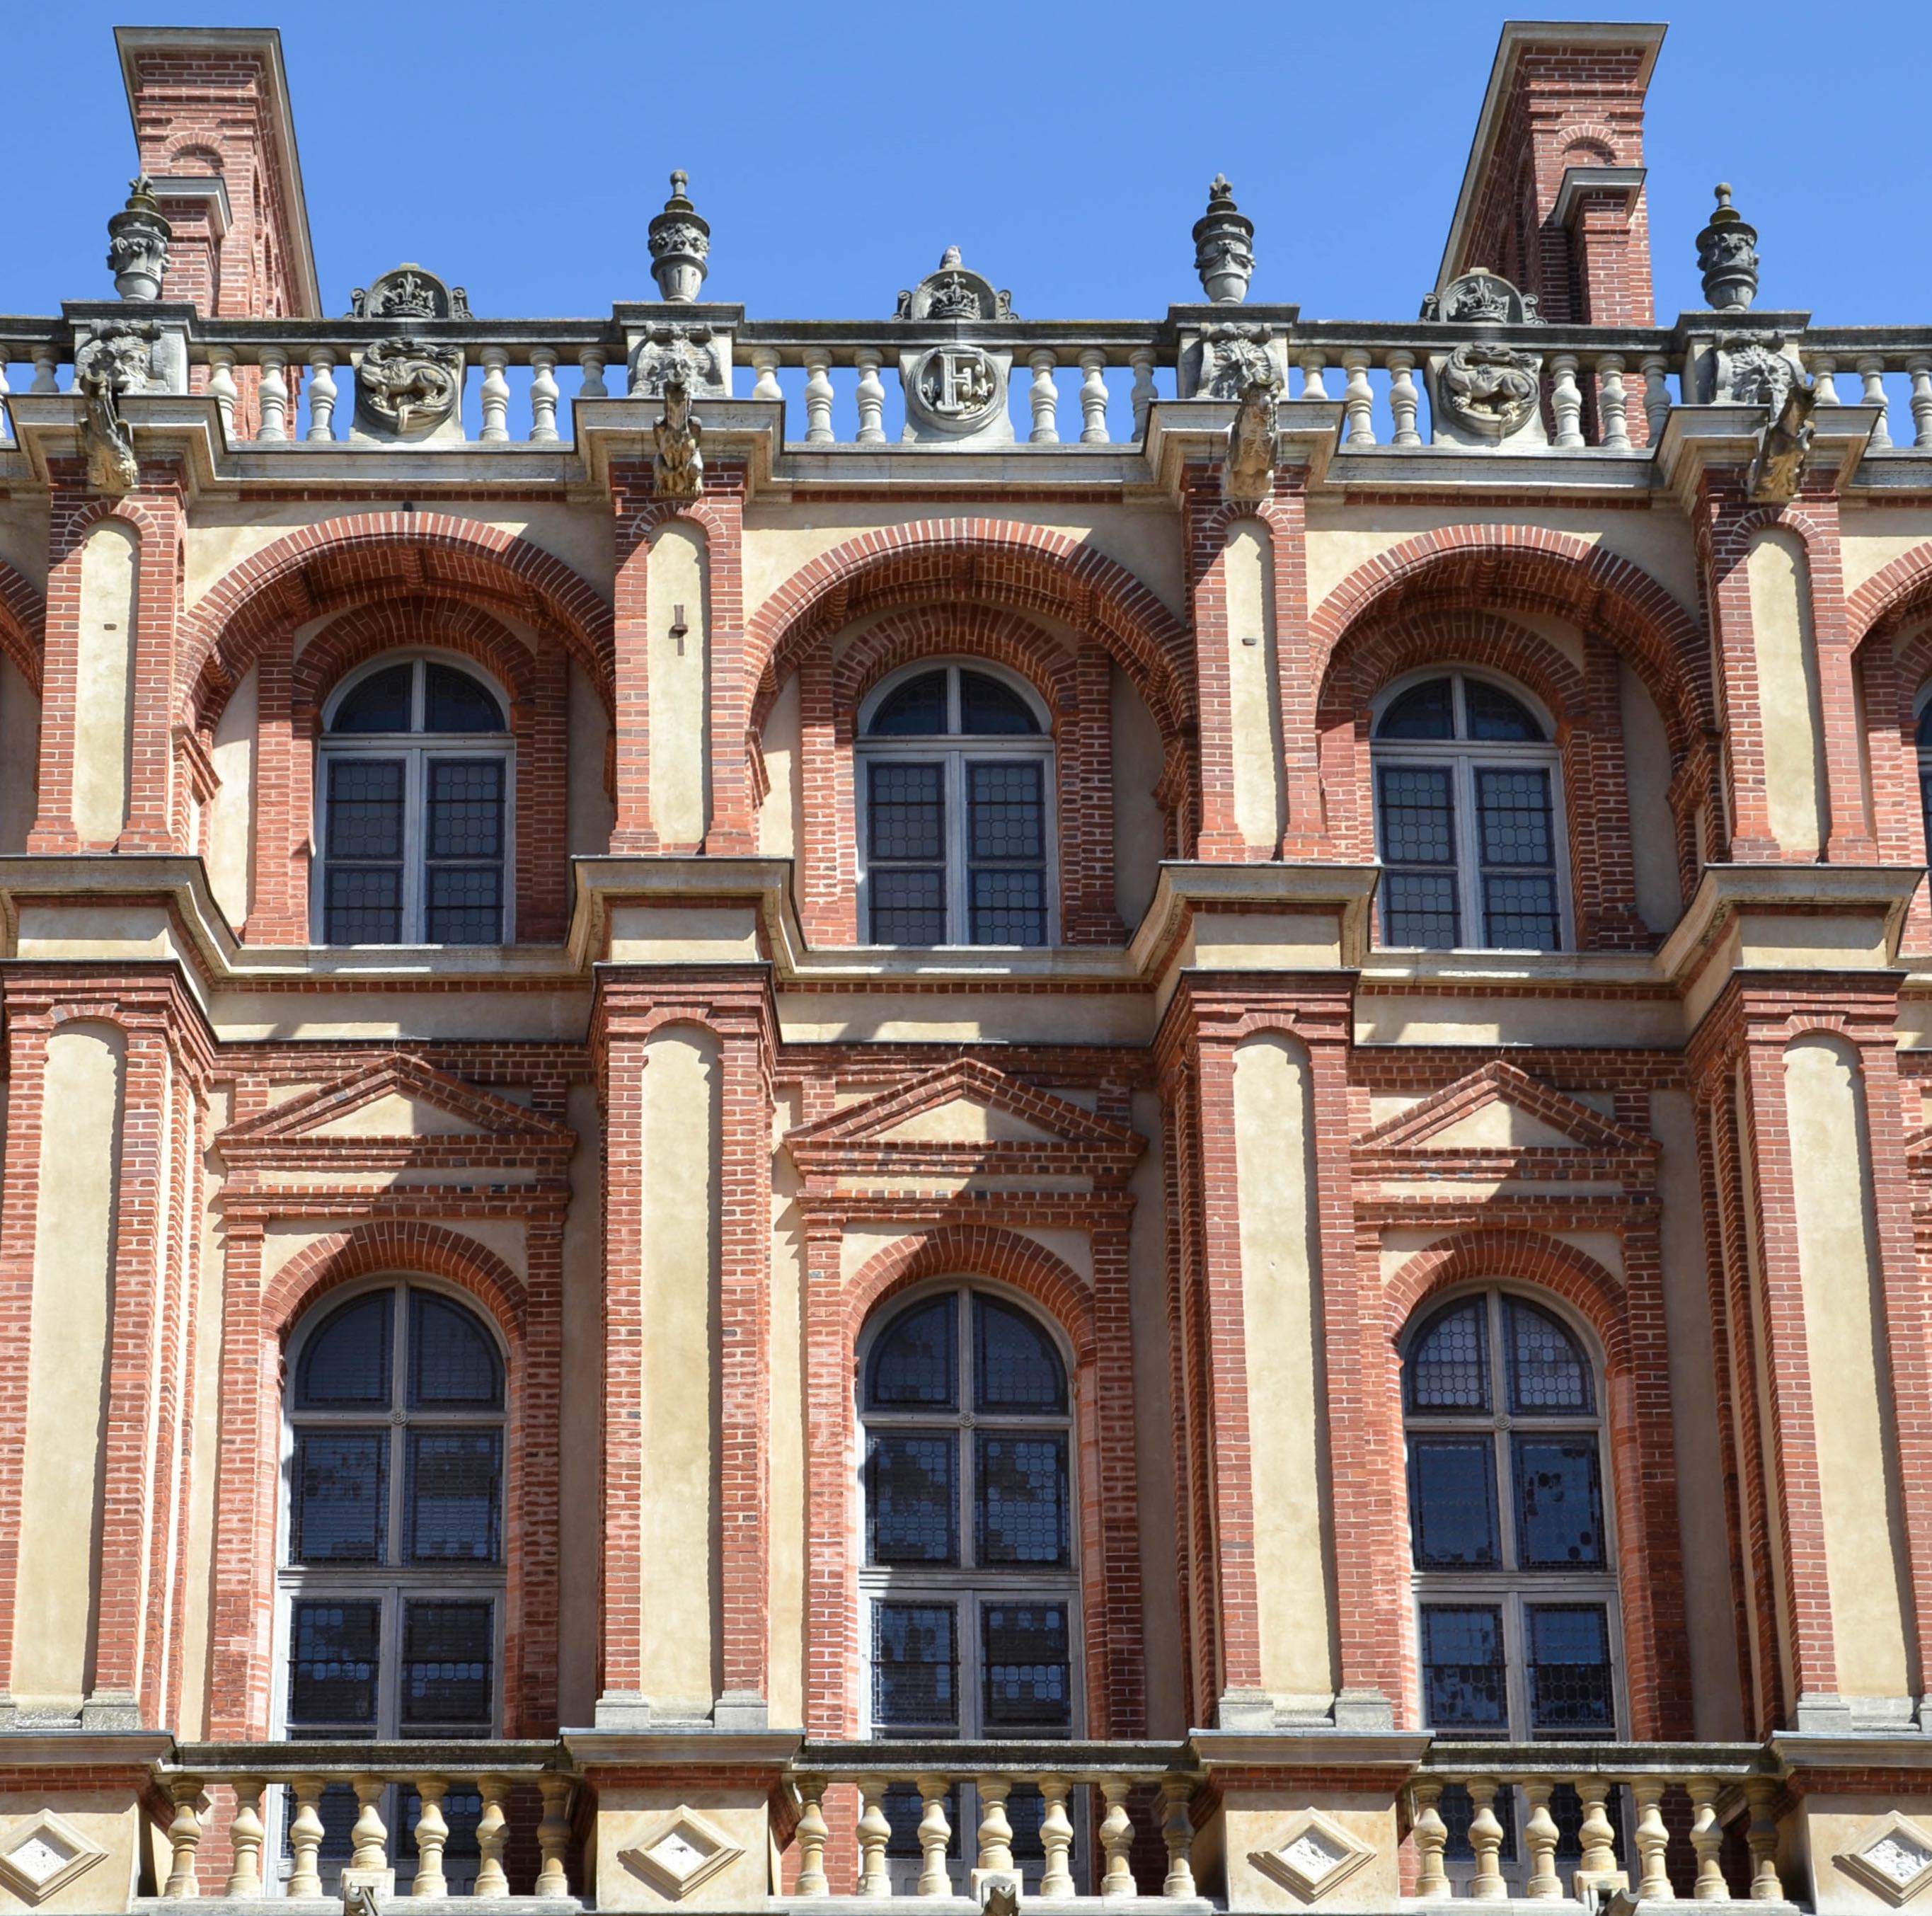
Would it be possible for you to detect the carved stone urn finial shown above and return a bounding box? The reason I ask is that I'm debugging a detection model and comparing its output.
[1193,173,1255,304]
[649,169,711,304]
[1697,182,1759,312]
[106,174,172,302]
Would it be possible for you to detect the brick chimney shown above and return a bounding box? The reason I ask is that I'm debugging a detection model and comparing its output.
[1435,21,1665,328]
[114,26,321,321]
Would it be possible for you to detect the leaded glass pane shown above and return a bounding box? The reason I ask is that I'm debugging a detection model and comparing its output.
[325,865,403,946]
[1383,870,1459,949]
[406,1430,502,1564]
[1407,1299,1490,1411]
[1408,1437,1500,1568]
[1506,1300,1593,1413]
[969,763,1044,859]
[424,664,505,734]
[975,1431,1069,1567]
[970,868,1046,946]
[288,1600,381,1727]
[873,1602,958,1729]
[866,1296,958,1409]
[1376,679,1455,740]
[869,763,945,857]
[866,1430,958,1565]
[868,672,948,736]
[328,759,406,856]
[1420,1604,1507,1736]
[297,1292,393,1408]
[401,1600,493,1726]
[1379,764,1456,862]
[425,866,503,946]
[1464,679,1545,741]
[1524,1604,1616,1737]
[427,760,503,857]
[292,1431,389,1564]
[960,672,1041,735]
[1481,871,1561,951]
[982,1602,1071,1730]
[1512,1437,1605,1569]
[974,1296,1067,1411]
[872,868,946,945]
[330,664,413,734]
[410,1292,504,1408]
[1477,767,1560,949]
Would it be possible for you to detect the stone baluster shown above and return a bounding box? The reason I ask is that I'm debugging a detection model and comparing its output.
[803,350,834,444]
[412,1777,450,1898]
[856,1776,892,1896]
[977,1777,1015,1874]
[1641,351,1672,442]
[207,346,238,440]
[30,345,59,394]
[536,1774,573,1898]
[163,1777,203,1898]
[1598,353,1631,449]
[257,346,289,441]
[793,1778,829,1896]
[1743,1778,1782,1901]
[1299,351,1329,401]
[224,1779,266,1898]
[750,347,782,403]
[1633,1779,1673,1901]
[1129,346,1157,437]
[577,347,609,401]
[1908,356,1932,448]
[1099,1778,1137,1898]
[1388,350,1422,445]
[350,1777,389,1875]
[1858,355,1892,448]
[1466,1778,1507,1899]
[474,1777,511,1898]
[0,360,11,443]
[287,1779,326,1898]
[1809,354,1839,405]
[529,348,560,442]
[1029,350,1060,444]
[916,1774,952,1896]
[1040,1777,1076,1898]
[855,349,887,443]
[1522,1781,1562,1898]
[1575,1778,1621,1893]
[1159,1778,1196,1899]
[1340,350,1374,445]
[306,349,338,441]
[479,347,510,441]
[1550,354,1584,447]
[1079,349,1110,443]
[1689,1778,1727,1899]
[1409,1782,1450,1900]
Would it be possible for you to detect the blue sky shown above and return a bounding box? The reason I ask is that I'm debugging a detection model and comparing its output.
[3,0,1919,331]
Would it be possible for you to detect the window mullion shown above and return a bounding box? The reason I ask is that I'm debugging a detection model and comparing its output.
[1458,755,1483,947]
[405,748,427,945]
[948,752,967,945]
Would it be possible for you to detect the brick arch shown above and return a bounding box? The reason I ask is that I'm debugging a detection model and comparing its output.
[263,1221,528,1346]
[1308,523,1710,755]
[0,554,45,696]
[1318,607,1652,951]
[1378,1227,1688,1736]
[180,510,614,726]
[832,606,1077,725]
[1848,539,1932,653]
[1849,552,1932,952]
[747,519,1194,743]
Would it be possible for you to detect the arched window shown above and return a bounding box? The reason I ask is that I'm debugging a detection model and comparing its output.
[316,655,512,946]
[1403,1288,1618,1740]
[280,1283,507,1741]
[1372,671,1567,952]
[860,1283,1078,1886]
[1915,693,1932,853]
[857,662,1054,948]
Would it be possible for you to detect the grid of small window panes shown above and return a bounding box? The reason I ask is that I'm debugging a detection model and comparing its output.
[1372,675,1563,952]
[1404,1291,1616,1740]
[320,658,510,946]
[859,665,1052,947]
[283,1285,505,1739]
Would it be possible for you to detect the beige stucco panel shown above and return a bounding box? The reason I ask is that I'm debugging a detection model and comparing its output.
[1219,1797,1401,1915]
[1112,665,1163,932]
[1355,993,1684,1048]
[0,1795,142,1914]
[878,1097,1057,1143]
[646,521,709,849]
[1224,519,1284,849]
[1799,1799,1932,1915]
[1427,1101,1576,1149]
[1749,529,1829,857]
[258,1216,528,1285]
[13,1025,124,1711]
[568,658,616,858]
[1234,1035,1339,1702]
[310,1090,487,1136]
[591,1794,769,1912]
[1839,516,1932,595]
[776,991,1151,1047]
[757,670,800,863]
[208,660,257,929]
[73,521,136,846]
[1784,1037,1914,1699]
[1621,659,1684,936]
[208,989,594,1045]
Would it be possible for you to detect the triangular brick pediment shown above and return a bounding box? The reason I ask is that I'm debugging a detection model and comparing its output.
[1354,1061,1655,1169]
[220,1053,572,1158]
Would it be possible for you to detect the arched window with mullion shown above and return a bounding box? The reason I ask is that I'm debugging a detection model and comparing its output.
[1372,671,1568,953]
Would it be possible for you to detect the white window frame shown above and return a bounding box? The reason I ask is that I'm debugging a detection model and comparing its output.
[1370,668,1572,953]
[855,661,1058,948]
[313,653,516,948]
[273,1279,510,1745]
[1403,1283,1626,1745]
